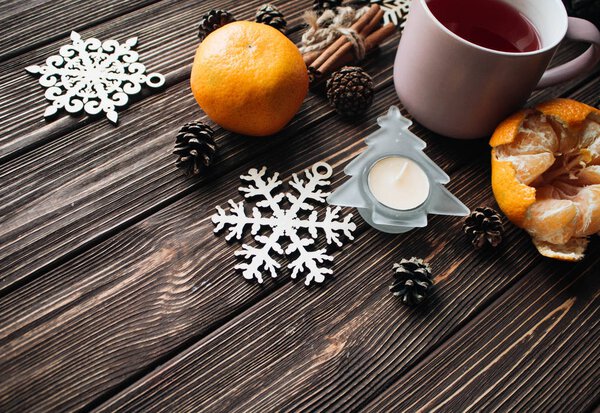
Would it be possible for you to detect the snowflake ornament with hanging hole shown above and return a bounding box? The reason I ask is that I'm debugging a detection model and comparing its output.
[26,31,165,123]
[212,162,356,286]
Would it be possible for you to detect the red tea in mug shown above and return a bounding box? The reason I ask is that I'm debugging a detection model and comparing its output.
[426,0,541,53]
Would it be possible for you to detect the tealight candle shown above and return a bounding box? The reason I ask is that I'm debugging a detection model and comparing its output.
[368,156,430,210]
[327,106,469,234]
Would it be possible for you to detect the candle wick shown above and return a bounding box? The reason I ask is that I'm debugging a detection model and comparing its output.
[395,162,408,181]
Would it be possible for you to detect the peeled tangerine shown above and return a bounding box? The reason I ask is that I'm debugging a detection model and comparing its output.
[491,98,600,261]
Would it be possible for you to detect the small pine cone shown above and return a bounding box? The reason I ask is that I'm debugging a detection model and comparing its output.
[463,207,504,248]
[173,121,217,176]
[326,66,374,117]
[390,258,433,306]
[256,4,287,32]
[198,9,236,41]
[313,0,342,12]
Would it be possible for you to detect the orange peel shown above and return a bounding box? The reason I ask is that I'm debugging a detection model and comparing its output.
[490,98,600,261]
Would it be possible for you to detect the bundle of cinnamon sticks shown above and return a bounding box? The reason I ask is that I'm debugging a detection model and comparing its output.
[304,5,396,81]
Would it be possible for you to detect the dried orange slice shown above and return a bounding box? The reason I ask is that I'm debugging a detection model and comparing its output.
[491,98,600,261]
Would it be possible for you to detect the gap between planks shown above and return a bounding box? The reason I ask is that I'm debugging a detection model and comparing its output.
[359,253,600,412]
[0,0,311,162]
[1,6,600,408]
[0,0,322,295]
[0,38,593,298]
[85,75,600,412]
[0,0,165,62]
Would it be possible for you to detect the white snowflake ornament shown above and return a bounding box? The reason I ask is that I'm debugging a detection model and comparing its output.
[26,31,165,123]
[212,162,356,286]
[368,0,411,29]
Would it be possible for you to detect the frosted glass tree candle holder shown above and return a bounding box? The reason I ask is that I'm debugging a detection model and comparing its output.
[327,106,470,233]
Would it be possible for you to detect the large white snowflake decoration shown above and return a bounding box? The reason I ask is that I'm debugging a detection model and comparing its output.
[26,31,165,123]
[212,162,356,286]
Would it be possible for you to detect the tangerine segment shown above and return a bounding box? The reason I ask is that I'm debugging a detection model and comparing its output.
[490,99,600,261]
[574,185,600,235]
[522,199,578,244]
[532,238,589,262]
[191,21,309,136]
[578,166,600,185]
[496,115,559,155]
[497,153,555,185]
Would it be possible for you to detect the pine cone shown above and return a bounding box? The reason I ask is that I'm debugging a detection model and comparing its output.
[256,4,287,32]
[326,66,374,117]
[198,9,236,41]
[463,207,504,248]
[173,121,217,176]
[313,0,342,13]
[390,258,433,306]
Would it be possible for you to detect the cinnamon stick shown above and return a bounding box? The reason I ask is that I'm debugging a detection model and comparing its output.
[316,23,396,76]
[309,4,381,70]
[316,9,384,73]
[364,22,397,49]
[303,51,321,66]
[359,8,385,38]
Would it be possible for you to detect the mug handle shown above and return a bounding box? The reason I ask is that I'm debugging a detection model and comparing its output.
[536,17,600,89]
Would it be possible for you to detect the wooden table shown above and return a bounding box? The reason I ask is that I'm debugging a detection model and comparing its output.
[1,1,599,412]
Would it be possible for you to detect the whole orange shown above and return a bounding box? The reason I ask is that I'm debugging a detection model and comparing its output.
[190,21,309,136]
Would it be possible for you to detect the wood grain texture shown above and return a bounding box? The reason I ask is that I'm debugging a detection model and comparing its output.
[0,40,559,409]
[0,36,406,294]
[0,158,515,413]
[363,254,600,413]
[0,78,463,412]
[0,0,161,61]
[1,1,599,411]
[0,0,309,160]
[0,37,593,295]
[87,79,599,413]
[92,161,578,413]
[0,0,589,161]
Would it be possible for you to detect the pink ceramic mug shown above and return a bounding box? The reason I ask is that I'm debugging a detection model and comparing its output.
[394,0,600,139]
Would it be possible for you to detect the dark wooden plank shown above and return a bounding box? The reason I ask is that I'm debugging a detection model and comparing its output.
[84,79,600,412]
[0,13,597,413]
[0,0,161,61]
[0,3,589,162]
[0,0,329,293]
[0,158,515,413]
[0,76,413,413]
[0,37,591,295]
[89,162,585,413]
[362,255,600,413]
[0,0,307,160]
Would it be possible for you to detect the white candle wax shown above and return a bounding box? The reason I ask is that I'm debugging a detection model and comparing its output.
[368,156,430,210]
